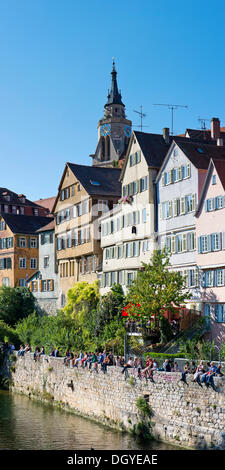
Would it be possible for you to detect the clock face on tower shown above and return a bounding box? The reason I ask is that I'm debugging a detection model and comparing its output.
[124,125,132,138]
[100,124,111,136]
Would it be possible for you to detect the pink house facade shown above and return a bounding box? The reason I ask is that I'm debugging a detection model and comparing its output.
[195,158,225,346]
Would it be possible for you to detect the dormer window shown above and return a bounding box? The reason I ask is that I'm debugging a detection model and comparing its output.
[90,180,101,186]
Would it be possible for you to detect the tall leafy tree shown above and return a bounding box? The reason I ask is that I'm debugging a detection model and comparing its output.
[126,249,191,327]
[0,286,36,327]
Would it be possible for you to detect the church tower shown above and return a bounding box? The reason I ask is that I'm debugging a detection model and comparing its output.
[90,61,132,167]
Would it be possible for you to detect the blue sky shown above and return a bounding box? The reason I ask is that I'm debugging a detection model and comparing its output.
[0,0,225,201]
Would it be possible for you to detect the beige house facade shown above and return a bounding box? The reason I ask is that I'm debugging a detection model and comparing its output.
[99,130,173,294]
[53,162,121,306]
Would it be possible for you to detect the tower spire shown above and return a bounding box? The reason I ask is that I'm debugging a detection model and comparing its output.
[105,59,124,108]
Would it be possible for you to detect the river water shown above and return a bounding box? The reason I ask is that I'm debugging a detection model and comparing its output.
[0,390,179,450]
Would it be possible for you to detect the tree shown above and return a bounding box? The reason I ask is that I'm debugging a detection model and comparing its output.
[0,286,36,327]
[126,249,191,328]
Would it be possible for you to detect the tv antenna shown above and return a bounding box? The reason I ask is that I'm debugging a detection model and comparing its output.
[153,103,188,135]
[133,105,149,131]
[198,117,210,130]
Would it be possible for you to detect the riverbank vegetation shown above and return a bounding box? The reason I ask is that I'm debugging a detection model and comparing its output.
[0,250,224,361]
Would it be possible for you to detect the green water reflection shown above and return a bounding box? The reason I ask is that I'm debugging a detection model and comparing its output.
[0,391,180,450]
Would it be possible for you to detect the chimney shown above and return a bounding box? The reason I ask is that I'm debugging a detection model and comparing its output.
[211,117,220,140]
[163,127,170,144]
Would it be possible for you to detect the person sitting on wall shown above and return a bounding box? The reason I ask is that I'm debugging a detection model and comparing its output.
[172,361,181,372]
[163,359,171,372]
[180,362,191,384]
[141,359,154,382]
[49,348,55,356]
[17,345,25,357]
[64,349,71,366]
[121,357,133,374]
[91,352,98,373]
[40,346,45,355]
[192,361,205,384]
[200,362,217,389]
[33,346,41,361]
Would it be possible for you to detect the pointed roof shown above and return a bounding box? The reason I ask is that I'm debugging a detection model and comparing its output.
[105,60,124,108]
[195,158,225,217]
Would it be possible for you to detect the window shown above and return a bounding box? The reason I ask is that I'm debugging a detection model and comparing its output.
[196,147,204,154]
[142,208,147,223]
[2,277,9,286]
[143,239,151,252]
[211,233,221,251]
[215,196,225,209]
[0,221,6,231]
[83,200,89,214]
[214,304,225,323]
[176,235,183,253]
[117,245,123,258]
[30,258,37,269]
[127,272,134,286]
[206,198,215,212]
[187,232,196,251]
[212,175,216,185]
[30,238,37,248]
[19,258,26,269]
[33,208,39,216]
[130,151,141,167]
[216,269,225,286]
[173,168,179,182]
[18,237,26,248]
[201,235,209,253]
[12,206,17,214]
[205,270,214,287]
[126,243,132,258]
[140,176,148,192]
[77,203,82,217]
[20,207,25,215]
[19,279,26,287]
[44,256,49,268]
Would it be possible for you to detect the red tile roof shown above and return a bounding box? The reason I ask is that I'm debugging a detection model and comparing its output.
[34,196,56,214]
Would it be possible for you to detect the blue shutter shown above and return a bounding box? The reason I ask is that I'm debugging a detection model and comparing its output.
[201,271,206,287]
[205,200,208,212]
[214,304,219,322]
[208,234,212,252]
[198,237,202,253]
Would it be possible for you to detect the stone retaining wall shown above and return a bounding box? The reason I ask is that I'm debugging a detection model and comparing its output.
[10,353,225,449]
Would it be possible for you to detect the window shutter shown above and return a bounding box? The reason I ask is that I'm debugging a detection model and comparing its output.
[194,232,196,250]
[173,199,178,217]
[194,269,199,287]
[162,173,165,186]
[182,233,187,252]
[39,280,43,292]
[178,166,182,180]
[168,201,172,217]
[192,193,196,211]
[205,200,208,212]
[198,237,202,253]
[50,280,54,291]
[214,304,219,322]
[187,163,191,177]
[181,197,185,214]
[171,235,175,253]
[170,169,173,184]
